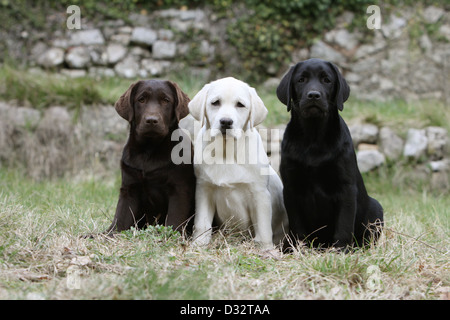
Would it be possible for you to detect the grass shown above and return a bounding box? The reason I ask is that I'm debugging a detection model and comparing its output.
[0,167,448,300]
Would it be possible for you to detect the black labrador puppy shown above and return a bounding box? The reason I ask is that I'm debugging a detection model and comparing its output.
[277,58,383,250]
[106,80,196,235]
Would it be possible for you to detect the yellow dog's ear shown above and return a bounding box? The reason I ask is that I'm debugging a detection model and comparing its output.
[114,81,143,122]
[249,87,268,128]
[188,83,210,127]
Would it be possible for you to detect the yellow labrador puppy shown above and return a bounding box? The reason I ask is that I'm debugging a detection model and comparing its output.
[189,77,288,249]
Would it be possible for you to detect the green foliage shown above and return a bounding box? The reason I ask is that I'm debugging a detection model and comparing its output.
[224,0,373,81]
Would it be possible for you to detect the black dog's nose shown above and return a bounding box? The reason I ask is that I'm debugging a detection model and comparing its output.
[145,116,159,125]
[220,118,233,128]
[307,91,321,100]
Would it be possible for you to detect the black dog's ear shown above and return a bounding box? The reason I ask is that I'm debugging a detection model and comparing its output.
[328,62,350,111]
[166,81,190,122]
[276,63,301,112]
[115,81,143,122]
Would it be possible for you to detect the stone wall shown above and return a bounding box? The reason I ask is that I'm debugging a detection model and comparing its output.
[7,4,449,102]
[28,8,217,81]
[0,101,448,191]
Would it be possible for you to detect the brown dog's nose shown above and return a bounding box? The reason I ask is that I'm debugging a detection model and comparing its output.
[220,118,233,128]
[145,116,159,125]
[307,91,321,100]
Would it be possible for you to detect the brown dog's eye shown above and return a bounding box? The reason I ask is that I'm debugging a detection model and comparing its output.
[138,97,146,103]
[323,77,331,84]
[162,97,170,104]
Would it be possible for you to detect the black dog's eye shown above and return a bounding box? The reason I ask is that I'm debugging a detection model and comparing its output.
[211,100,220,106]
[298,77,305,83]
[236,102,245,108]
[323,77,331,84]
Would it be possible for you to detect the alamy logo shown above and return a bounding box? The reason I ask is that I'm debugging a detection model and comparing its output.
[366,5,381,30]
[170,126,281,176]
[66,5,81,30]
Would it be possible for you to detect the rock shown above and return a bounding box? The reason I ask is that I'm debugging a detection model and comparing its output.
[88,67,116,78]
[167,9,207,31]
[152,40,177,59]
[353,31,386,60]
[7,106,41,128]
[379,127,404,160]
[80,105,128,137]
[106,43,127,64]
[199,40,214,57]
[110,33,131,46]
[422,6,445,24]
[130,27,157,46]
[310,40,346,65]
[429,159,450,172]
[30,42,48,60]
[344,72,361,83]
[438,25,450,42]
[51,38,69,49]
[426,126,448,160]
[129,46,151,58]
[60,69,87,78]
[357,150,385,173]
[262,78,280,90]
[179,9,205,21]
[118,26,133,34]
[381,14,407,39]
[65,46,91,69]
[358,143,378,151]
[324,29,359,51]
[38,106,72,134]
[114,56,139,78]
[349,123,379,146]
[69,29,105,46]
[141,59,171,76]
[128,13,151,27]
[291,48,309,63]
[419,34,433,53]
[403,129,428,160]
[158,29,174,40]
[89,46,108,66]
[37,48,65,68]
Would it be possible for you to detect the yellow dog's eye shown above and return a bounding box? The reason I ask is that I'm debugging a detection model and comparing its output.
[211,100,220,106]
[236,102,245,108]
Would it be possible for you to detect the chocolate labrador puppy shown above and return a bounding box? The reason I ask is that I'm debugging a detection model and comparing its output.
[277,59,383,250]
[106,80,195,235]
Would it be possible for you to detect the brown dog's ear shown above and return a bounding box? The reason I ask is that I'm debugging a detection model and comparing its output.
[277,62,302,112]
[115,81,143,121]
[167,81,190,122]
[328,62,350,111]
